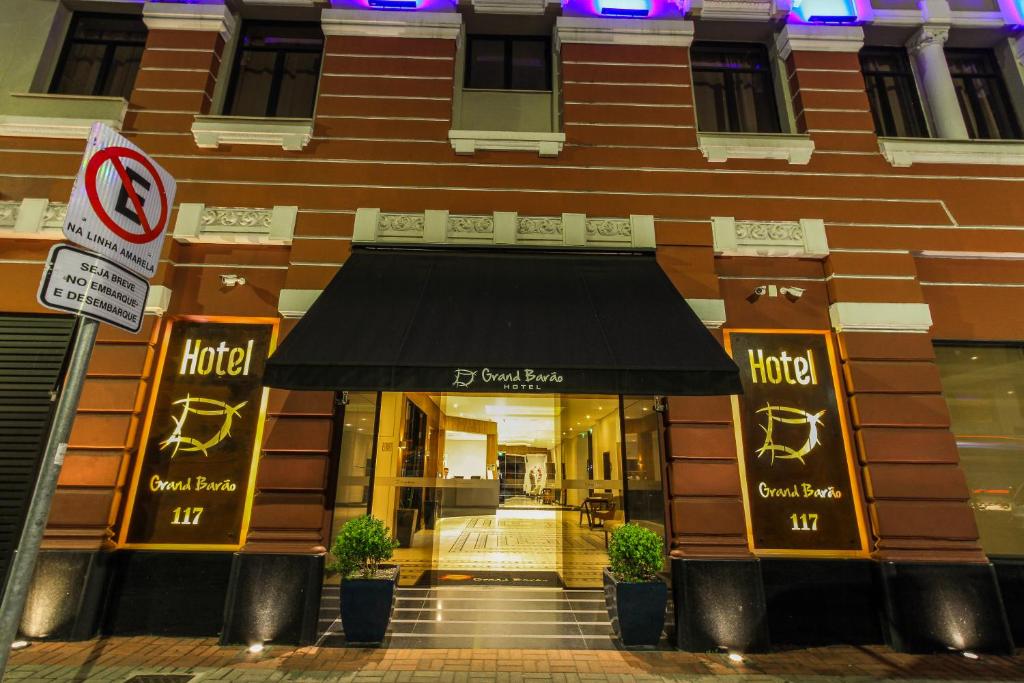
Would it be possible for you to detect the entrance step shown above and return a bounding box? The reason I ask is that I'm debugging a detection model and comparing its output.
[318,584,619,649]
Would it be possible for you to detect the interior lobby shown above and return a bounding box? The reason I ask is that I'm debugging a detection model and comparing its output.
[329,393,666,588]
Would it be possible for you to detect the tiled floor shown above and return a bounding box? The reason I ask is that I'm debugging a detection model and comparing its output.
[389,509,611,588]
[318,585,632,650]
[6,638,1024,682]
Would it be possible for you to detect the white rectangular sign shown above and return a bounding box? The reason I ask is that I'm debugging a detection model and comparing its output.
[63,122,176,279]
[37,244,149,333]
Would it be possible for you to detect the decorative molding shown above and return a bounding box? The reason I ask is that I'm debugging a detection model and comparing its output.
[145,286,173,317]
[828,302,933,333]
[0,202,17,229]
[448,130,566,157]
[173,203,297,244]
[687,298,727,329]
[191,116,313,151]
[878,137,1024,167]
[554,16,695,47]
[0,199,66,239]
[0,115,122,139]
[353,209,655,249]
[321,8,462,39]
[689,0,774,22]
[698,132,815,164]
[775,24,865,59]
[142,2,235,39]
[712,216,828,257]
[906,25,950,55]
[469,0,559,14]
[279,289,322,319]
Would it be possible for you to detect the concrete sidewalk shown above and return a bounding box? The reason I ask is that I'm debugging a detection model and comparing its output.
[4,638,1024,682]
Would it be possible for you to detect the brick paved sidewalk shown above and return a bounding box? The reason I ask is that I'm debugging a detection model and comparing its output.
[5,638,1023,682]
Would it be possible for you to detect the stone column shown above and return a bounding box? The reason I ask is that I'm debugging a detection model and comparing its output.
[906,26,970,139]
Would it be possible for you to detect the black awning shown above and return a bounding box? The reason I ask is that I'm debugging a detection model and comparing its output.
[264,249,740,396]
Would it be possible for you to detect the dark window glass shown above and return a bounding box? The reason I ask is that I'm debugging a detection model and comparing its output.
[691,43,781,134]
[466,36,551,91]
[946,49,1022,140]
[50,14,147,98]
[860,47,929,138]
[225,22,323,118]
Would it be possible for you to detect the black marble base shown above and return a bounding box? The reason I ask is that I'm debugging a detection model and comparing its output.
[221,553,323,646]
[671,557,768,652]
[992,557,1024,645]
[761,558,882,646]
[19,550,109,640]
[102,550,233,637]
[877,561,1014,654]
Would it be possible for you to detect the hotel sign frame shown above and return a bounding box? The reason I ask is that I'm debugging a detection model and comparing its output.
[118,315,279,551]
[724,329,870,558]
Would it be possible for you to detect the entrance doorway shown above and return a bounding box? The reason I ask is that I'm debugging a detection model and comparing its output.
[328,393,667,589]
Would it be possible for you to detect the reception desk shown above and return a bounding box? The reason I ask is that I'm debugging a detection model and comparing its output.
[438,478,499,517]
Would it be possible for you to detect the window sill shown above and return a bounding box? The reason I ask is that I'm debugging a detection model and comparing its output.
[878,137,1024,167]
[0,93,127,139]
[697,131,815,165]
[191,115,313,151]
[449,129,565,157]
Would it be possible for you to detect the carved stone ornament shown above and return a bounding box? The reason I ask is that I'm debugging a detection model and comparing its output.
[517,216,562,236]
[201,207,273,233]
[0,201,17,228]
[906,27,949,56]
[735,220,804,244]
[377,213,425,235]
[586,218,632,238]
[42,203,68,229]
[448,215,494,235]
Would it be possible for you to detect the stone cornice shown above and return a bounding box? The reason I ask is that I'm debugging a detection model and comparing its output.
[142,2,235,39]
[321,8,462,39]
[775,24,864,60]
[555,16,694,47]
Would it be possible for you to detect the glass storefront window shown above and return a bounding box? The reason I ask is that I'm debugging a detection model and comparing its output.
[935,345,1024,556]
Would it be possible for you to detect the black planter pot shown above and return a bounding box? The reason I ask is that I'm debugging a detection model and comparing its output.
[603,567,668,646]
[340,566,400,644]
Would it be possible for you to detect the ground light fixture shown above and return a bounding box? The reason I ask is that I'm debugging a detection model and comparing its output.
[727,652,744,663]
[10,640,30,651]
[247,643,266,654]
[962,651,980,660]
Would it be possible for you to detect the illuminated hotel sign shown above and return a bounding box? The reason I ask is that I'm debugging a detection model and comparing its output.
[120,318,278,549]
[725,330,868,555]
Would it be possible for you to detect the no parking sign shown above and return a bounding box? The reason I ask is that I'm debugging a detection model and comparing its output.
[62,123,176,278]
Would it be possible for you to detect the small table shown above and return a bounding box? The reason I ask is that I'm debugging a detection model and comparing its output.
[578,496,611,528]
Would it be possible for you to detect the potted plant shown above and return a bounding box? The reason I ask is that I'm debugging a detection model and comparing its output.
[603,523,667,646]
[329,514,400,644]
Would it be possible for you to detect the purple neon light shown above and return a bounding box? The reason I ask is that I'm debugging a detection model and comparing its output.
[563,0,682,19]
[789,0,859,23]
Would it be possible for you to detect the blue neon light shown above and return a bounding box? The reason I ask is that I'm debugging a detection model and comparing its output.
[792,0,858,22]
[368,0,418,8]
[597,0,650,16]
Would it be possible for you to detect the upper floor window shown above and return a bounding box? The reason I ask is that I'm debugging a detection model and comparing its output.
[691,43,781,134]
[945,49,1022,140]
[50,14,147,99]
[465,36,551,91]
[860,47,928,138]
[225,22,323,118]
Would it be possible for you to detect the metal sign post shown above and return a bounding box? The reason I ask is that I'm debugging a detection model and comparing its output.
[0,122,175,677]
[0,318,98,675]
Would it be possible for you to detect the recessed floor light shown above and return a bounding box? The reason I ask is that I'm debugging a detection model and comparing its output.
[962,651,979,660]
[10,640,30,651]
[728,652,744,663]
[247,643,265,654]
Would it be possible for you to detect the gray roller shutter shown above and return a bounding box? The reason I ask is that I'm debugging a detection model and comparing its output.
[0,314,75,591]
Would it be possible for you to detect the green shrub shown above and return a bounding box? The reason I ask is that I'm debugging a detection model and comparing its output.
[608,523,664,583]
[328,515,399,579]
